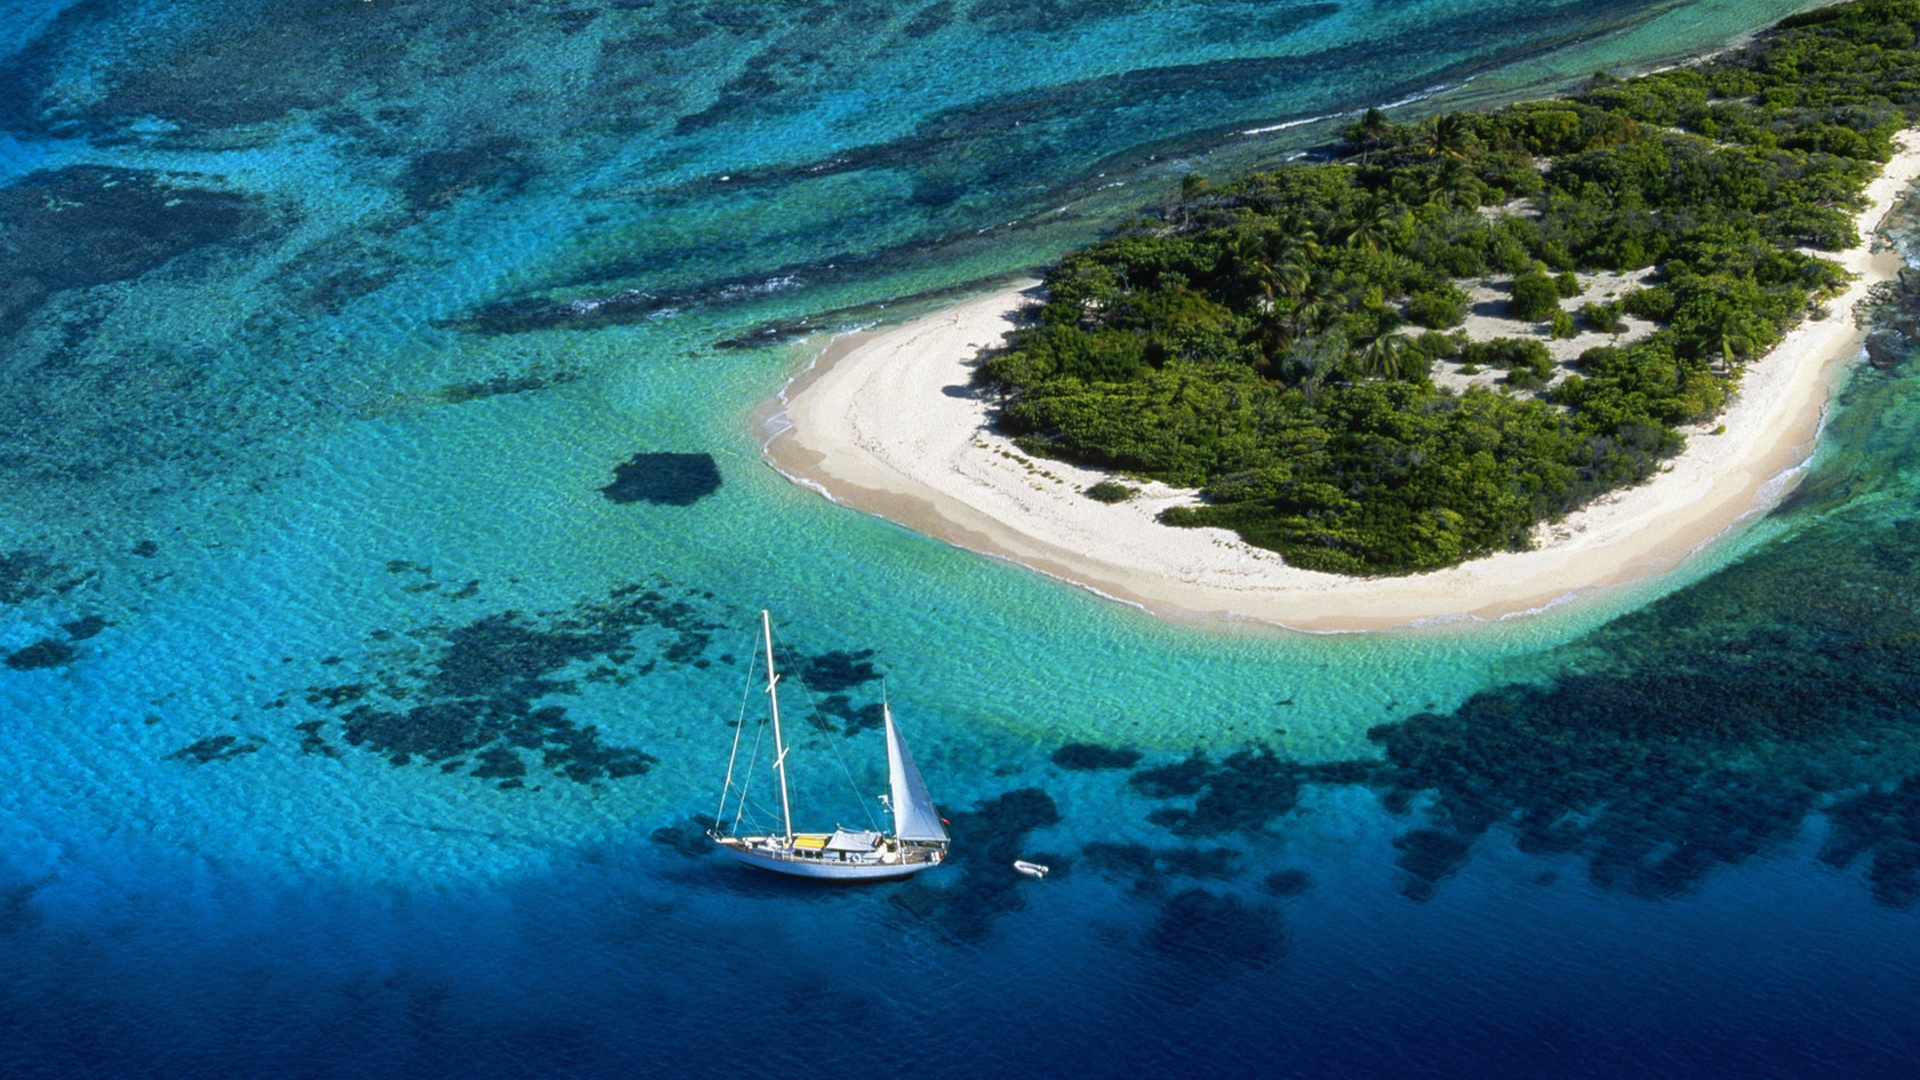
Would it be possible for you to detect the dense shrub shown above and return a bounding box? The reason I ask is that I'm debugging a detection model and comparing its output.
[1579,300,1628,334]
[1412,329,1467,359]
[1407,285,1470,328]
[1510,268,1565,321]
[1460,337,1553,379]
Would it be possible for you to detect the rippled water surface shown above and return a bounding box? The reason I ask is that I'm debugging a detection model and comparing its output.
[5,1,1919,1077]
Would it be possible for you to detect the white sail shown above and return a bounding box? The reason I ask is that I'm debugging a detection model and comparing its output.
[884,703,948,843]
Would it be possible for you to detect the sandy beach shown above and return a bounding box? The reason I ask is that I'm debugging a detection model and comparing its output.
[765,134,1920,632]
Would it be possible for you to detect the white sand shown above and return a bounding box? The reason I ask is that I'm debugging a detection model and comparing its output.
[765,134,1920,632]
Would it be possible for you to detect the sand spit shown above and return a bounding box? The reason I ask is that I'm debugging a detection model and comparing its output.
[765,135,1920,632]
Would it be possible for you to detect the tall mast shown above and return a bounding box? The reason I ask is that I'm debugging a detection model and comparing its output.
[762,610,794,845]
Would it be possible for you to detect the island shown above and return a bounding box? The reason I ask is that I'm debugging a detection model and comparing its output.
[768,0,1920,631]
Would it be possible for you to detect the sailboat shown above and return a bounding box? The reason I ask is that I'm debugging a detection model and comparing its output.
[709,611,951,881]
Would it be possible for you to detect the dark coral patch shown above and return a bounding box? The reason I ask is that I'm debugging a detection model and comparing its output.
[1343,506,1920,902]
[1393,828,1474,902]
[889,787,1060,943]
[747,647,887,736]
[0,166,267,336]
[0,551,84,604]
[61,616,109,640]
[293,720,337,758]
[167,735,263,764]
[1144,888,1284,970]
[436,371,580,406]
[398,137,532,211]
[1130,748,1302,836]
[796,693,887,737]
[4,639,75,671]
[1822,777,1920,908]
[600,453,723,506]
[1260,868,1313,897]
[305,684,368,708]
[794,649,880,692]
[1129,755,1212,797]
[650,816,718,858]
[1081,841,1241,893]
[1051,742,1142,770]
[305,583,717,785]
[471,745,527,780]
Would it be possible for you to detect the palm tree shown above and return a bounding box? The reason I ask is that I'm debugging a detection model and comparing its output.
[1266,259,1311,304]
[1356,333,1419,380]
[1422,113,1475,160]
[1226,227,1269,279]
[1274,224,1322,257]
[1343,196,1400,253]
[1390,171,1433,211]
[1229,229,1317,318]
[1428,160,1485,210]
[1287,296,1336,339]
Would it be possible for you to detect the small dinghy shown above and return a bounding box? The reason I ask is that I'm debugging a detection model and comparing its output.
[1013,860,1049,879]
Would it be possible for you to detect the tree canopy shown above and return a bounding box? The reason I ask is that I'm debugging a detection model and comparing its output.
[977,0,1917,575]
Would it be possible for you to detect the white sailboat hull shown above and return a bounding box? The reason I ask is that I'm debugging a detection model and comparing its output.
[715,837,946,881]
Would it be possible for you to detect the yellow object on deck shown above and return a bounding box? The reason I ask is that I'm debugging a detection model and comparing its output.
[791,835,830,851]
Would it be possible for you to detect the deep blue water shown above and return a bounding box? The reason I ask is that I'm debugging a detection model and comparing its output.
[6,0,1920,1076]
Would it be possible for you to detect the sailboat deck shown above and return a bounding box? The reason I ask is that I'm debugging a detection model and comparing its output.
[716,835,946,880]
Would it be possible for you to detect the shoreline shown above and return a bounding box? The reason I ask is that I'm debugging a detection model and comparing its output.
[764,134,1920,633]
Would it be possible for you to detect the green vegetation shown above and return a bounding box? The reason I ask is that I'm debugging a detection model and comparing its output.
[1461,338,1554,387]
[1407,284,1470,328]
[977,0,1916,574]
[1510,265,1566,321]
[1085,480,1138,503]
[1579,300,1628,334]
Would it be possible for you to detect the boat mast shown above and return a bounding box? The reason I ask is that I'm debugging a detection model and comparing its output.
[762,610,795,845]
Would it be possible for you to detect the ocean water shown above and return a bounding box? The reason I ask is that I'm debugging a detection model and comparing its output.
[5,1,1920,1076]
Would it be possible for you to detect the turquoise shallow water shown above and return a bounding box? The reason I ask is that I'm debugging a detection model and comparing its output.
[5,1,1920,1076]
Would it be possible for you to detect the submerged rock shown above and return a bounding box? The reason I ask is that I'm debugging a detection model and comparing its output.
[1260,868,1314,896]
[166,735,263,764]
[1051,742,1144,770]
[4,639,75,671]
[600,453,723,506]
[1865,328,1910,370]
[60,616,109,641]
[0,551,84,605]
